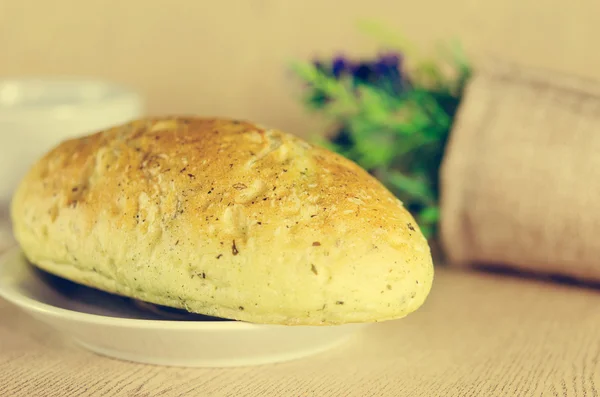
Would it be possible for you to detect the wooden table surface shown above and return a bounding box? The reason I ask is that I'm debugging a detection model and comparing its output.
[1,253,599,397]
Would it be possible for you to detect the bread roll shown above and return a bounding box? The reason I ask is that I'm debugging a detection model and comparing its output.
[11,117,433,325]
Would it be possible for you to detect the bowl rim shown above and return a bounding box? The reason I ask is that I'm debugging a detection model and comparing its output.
[0,77,142,119]
[0,246,279,331]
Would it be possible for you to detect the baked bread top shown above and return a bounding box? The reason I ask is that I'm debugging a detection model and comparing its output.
[11,117,433,325]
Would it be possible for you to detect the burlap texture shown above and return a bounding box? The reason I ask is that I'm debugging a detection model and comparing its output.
[440,61,600,281]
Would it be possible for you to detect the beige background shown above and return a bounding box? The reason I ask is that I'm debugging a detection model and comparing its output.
[1,0,599,136]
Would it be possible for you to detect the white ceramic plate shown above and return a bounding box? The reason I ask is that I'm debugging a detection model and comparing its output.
[0,247,368,367]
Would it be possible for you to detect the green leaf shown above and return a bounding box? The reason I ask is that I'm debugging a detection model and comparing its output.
[290,62,320,82]
[386,170,436,206]
[417,224,434,240]
[419,207,440,224]
[349,133,397,169]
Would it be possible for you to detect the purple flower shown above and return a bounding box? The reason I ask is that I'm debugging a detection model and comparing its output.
[373,53,402,77]
[352,63,373,82]
[306,51,406,103]
[332,56,351,78]
[348,52,405,94]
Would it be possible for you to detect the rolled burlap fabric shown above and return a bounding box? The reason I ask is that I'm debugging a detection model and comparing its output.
[440,61,600,282]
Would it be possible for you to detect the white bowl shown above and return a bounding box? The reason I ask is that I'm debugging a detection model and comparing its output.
[0,78,143,203]
[0,247,368,367]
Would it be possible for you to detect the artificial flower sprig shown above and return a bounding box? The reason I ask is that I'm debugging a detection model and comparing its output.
[293,34,470,239]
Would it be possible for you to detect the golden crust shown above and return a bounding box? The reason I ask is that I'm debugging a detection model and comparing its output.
[11,117,433,325]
